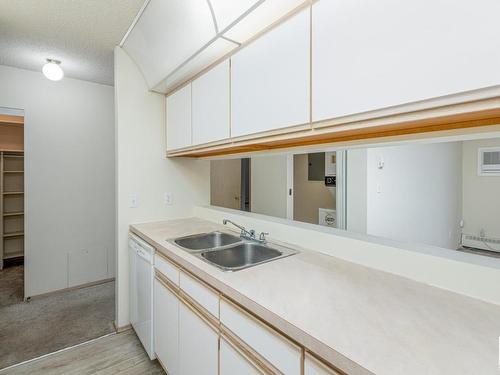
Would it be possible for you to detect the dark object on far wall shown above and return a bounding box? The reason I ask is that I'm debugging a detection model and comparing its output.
[308,152,325,181]
[325,176,336,187]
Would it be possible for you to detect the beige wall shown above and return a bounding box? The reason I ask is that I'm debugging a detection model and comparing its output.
[462,138,500,239]
[115,47,210,328]
[210,159,241,210]
[251,155,288,219]
[293,153,335,225]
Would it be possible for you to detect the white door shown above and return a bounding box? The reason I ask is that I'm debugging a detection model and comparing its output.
[220,338,263,375]
[312,0,500,122]
[166,84,192,151]
[192,60,230,145]
[179,302,218,375]
[231,8,310,137]
[154,279,179,375]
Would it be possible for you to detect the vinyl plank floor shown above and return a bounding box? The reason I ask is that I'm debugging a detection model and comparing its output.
[1,330,165,375]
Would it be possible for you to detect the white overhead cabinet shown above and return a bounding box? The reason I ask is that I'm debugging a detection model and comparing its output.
[209,0,261,32]
[166,84,192,151]
[123,0,216,88]
[192,60,230,145]
[231,8,310,138]
[222,0,306,43]
[312,0,500,122]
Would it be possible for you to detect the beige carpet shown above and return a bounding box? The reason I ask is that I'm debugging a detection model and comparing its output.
[0,267,115,370]
[0,265,24,307]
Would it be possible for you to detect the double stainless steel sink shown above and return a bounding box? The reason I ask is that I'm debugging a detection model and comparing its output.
[171,231,297,271]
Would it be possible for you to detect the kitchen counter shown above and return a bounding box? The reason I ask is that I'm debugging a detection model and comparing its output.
[131,218,500,375]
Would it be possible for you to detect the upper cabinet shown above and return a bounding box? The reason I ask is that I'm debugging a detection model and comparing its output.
[192,60,230,145]
[123,0,216,89]
[209,0,261,31]
[123,0,305,93]
[223,0,305,43]
[166,84,192,151]
[312,0,500,122]
[231,8,310,138]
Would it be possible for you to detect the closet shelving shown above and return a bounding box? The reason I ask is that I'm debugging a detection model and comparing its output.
[0,152,24,269]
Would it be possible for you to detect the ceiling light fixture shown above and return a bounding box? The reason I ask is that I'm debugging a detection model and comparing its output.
[42,59,64,81]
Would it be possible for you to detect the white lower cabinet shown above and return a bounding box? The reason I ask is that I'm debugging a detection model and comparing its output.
[154,278,179,375]
[220,298,302,375]
[219,337,263,375]
[179,302,219,375]
[304,353,340,375]
[153,259,336,375]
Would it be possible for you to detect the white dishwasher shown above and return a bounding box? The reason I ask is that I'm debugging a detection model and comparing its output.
[129,233,155,360]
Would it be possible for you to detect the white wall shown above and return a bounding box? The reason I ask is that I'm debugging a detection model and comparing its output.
[346,148,367,234]
[0,64,115,297]
[250,154,288,219]
[114,47,210,328]
[196,205,500,306]
[366,142,462,249]
[462,138,500,239]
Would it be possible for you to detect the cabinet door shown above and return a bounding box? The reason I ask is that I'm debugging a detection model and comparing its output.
[154,279,179,375]
[166,84,192,151]
[220,338,263,375]
[179,302,218,375]
[312,0,500,122]
[304,353,340,375]
[192,60,230,145]
[231,8,310,138]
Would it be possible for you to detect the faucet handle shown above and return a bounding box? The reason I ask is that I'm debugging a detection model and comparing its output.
[259,232,269,242]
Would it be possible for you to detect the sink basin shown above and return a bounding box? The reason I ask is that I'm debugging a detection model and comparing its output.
[173,231,241,251]
[200,242,297,271]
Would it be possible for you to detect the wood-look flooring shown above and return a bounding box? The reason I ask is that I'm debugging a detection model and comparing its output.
[1,330,165,375]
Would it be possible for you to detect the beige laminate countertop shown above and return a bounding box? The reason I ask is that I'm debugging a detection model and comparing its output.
[130,218,500,375]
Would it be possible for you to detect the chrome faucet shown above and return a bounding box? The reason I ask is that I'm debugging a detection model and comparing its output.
[223,219,268,243]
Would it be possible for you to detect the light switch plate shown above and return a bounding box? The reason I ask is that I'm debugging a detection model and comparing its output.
[129,193,138,208]
[164,192,173,205]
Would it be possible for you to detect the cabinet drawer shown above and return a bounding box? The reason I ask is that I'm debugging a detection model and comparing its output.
[179,271,219,318]
[220,298,301,375]
[304,353,341,375]
[154,254,179,286]
[220,336,265,375]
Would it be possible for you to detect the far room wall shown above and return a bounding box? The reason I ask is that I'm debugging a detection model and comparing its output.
[350,142,463,249]
[462,138,500,240]
[0,64,115,297]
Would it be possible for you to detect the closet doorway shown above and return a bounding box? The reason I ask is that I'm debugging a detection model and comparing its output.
[0,108,25,306]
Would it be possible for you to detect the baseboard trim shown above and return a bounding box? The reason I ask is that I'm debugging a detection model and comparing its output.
[0,332,116,373]
[26,277,115,301]
[114,322,132,333]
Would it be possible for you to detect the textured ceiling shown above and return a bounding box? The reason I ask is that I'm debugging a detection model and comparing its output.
[0,0,145,85]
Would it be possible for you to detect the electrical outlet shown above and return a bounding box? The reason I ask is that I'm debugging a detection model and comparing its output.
[129,193,138,208]
[164,192,173,205]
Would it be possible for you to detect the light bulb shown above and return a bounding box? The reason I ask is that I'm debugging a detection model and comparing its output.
[42,59,64,81]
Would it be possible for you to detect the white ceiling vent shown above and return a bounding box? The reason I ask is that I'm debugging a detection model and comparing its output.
[478,147,500,176]
[121,0,306,93]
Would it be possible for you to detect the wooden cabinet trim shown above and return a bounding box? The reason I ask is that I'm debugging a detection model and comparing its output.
[305,351,344,375]
[155,272,219,333]
[167,94,500,157]
[221,296,302,351]
[220,332,277,375]
[153,248,339,373]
